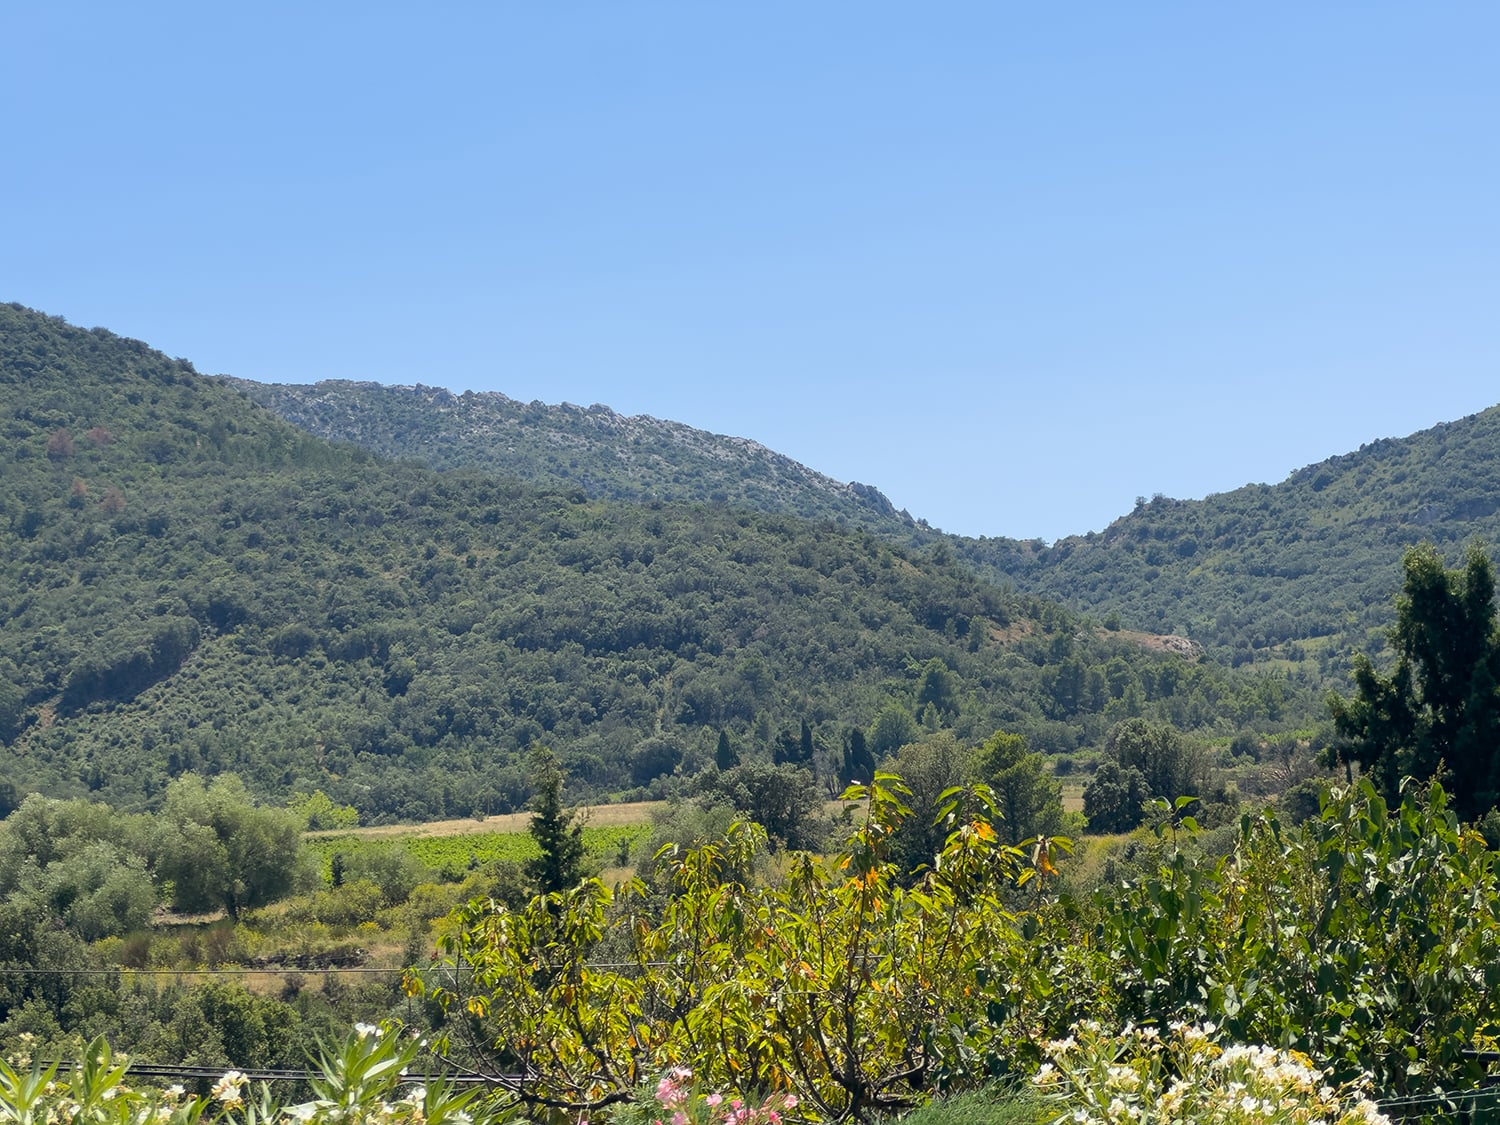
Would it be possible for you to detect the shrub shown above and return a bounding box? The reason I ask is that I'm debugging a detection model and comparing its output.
[1032,1020,1389,1124]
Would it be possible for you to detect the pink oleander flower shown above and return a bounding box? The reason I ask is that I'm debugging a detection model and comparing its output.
[655,1079,685,1108]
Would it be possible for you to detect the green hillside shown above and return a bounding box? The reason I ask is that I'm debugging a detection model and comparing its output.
[231,377,927,539]
[230,368,1500,677]
[958,408,1500,669]
[1,305,1304,821]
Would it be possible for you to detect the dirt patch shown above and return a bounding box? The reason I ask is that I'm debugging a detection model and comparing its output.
[1116,630,1203,659]
[988,619,1036,644]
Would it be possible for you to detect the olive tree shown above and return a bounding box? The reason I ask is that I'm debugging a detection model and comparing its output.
[153,773,303,919]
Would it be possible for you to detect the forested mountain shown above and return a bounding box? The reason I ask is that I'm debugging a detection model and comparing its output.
[959,407,1500,669]
[232,378,926,540]
[1,304,1302,821]
[233,373,1500,676]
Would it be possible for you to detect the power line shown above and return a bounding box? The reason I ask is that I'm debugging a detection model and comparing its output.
[51,1061,509,1086]
[0,966,406,976]
[0,961,677,977]
[1375,1085,1500,1114]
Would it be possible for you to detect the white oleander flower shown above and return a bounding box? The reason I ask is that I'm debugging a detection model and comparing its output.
[212,1071,248,1103]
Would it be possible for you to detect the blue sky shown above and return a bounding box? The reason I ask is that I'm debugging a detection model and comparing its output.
[5,3,1499,541]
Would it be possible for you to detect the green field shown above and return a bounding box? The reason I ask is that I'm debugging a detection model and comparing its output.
[305,823,651,880]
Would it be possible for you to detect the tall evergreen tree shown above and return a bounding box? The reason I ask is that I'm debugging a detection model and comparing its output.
[915,658,959,720]
[973,730,1063,845]
[715,729,739,771]
[524,748,587,896]
[841,727,875,785]
[1328,542,1500,821]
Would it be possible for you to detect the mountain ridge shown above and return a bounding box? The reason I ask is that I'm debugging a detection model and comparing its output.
[958,403,1500,666]
[230,377,926,539]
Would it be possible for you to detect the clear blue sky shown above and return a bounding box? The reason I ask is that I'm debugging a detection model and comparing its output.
[6,3,1499,541]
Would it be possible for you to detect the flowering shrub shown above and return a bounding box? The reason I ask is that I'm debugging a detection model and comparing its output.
[613,1068,799,1125]
[1032,1021,1390,1125]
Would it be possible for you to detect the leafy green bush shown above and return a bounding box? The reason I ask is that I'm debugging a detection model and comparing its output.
[416,775,1087,1123]
[887,1087,1051,1125]
[287,879,386,927]
[1095,778,1500,1095]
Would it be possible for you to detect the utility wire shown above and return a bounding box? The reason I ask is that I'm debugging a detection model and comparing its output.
[50,1061,510,1086]
[0,961,675,977]
[1374,1085,1500,1115]
[0,967,406,976]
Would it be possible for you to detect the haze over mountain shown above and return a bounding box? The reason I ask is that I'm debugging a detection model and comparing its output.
[3,304,1295,820]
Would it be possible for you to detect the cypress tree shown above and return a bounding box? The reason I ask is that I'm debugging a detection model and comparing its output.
[715,729,739,771]
[524,747,587,896]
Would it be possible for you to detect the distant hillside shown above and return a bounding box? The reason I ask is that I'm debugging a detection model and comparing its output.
[1,304,1300,821]
[233,373,1500,678]
[957,407,1500,669]
[231,378,927,540]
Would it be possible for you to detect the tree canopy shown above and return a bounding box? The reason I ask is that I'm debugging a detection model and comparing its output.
[959,406,1500,676]
[1083,718,1206,833]
[1328,541,1500,822]
[242,366,1500,687]
[972,730,1063,845]
[154,773,304,918]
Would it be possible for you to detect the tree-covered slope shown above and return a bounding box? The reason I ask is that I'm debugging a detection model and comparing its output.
[231,378,925,539]
[1,304,1305,821]
[956,406,1500,667]
[231,368,1500,678]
